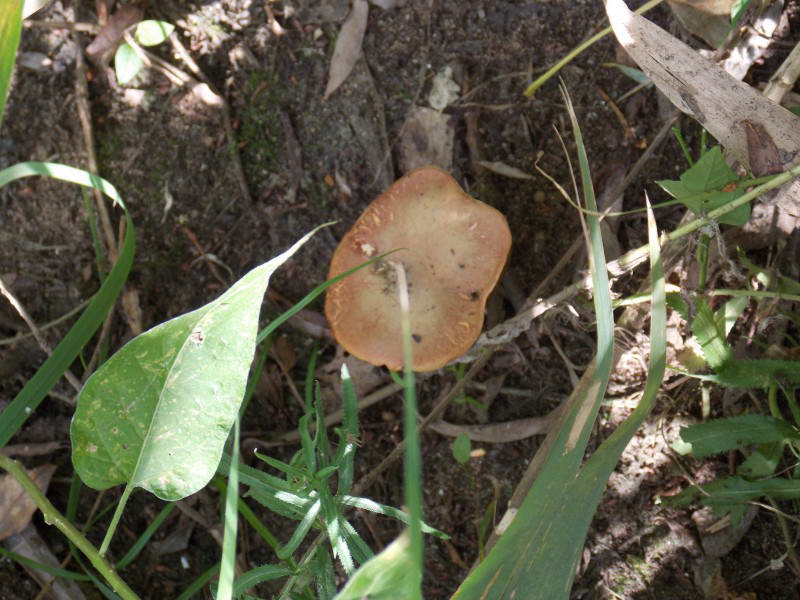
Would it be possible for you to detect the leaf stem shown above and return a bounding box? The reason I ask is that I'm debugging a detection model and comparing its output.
[100,483,133,556]
[0,456,140,600]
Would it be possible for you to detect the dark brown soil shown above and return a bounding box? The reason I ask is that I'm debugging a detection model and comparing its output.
[1,1,798,599]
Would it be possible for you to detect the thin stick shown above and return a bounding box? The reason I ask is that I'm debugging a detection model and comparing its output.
[74,44,118,263]
[0,298,90,347]
[0,275,82,395]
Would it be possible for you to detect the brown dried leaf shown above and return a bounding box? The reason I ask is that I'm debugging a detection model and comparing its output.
[85,5,143,64]
[606,0,800,171]
[323,0,369,100]
[0,464,56,541]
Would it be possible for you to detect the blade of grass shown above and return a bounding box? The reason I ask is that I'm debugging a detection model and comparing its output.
[524,0,663,96]
[175,562,220,600]
[453,83,615,599]
[116,502,176,569]
[0,1,22,125]
[0,547,91,581]
[256,248,401,344]
[0,162,134,447]
[394,263,423,599]
[232,564,293,598]
[210,475,288,562]
[216,416,241,600]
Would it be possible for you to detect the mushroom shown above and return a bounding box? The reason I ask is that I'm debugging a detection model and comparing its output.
[325,166,512,372]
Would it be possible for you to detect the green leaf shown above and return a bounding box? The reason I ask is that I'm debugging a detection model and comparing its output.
[114,42,143,85]
[680,414,800,458]
[603,62,650,85]
[0,163,134,448]
[0,1,22,126]
[691,298,732,370]
[232,564,292,598]
[666,291,690,320]
[451,433,471,464]
[334,532,417,600]
[134,20,174,46]
[656,146,750,225]
[71,227,324,501]
[738,441,783,479]
[667,476,800,522]
[730,0,752,24]
[698,359,800,388]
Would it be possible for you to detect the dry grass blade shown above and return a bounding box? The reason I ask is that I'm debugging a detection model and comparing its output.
[324,0,369,100]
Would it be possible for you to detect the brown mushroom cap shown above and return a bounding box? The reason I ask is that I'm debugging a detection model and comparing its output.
[325,166,512,372]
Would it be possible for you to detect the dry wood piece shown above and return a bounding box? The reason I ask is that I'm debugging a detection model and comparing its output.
[325,167,512,371]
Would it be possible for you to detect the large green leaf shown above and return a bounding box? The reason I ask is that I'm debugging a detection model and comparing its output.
[71,227,323,501]
[0,162,134,448]
[0,1,23,126]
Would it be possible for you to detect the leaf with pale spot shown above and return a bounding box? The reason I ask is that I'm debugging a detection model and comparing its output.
[71,228,322,501]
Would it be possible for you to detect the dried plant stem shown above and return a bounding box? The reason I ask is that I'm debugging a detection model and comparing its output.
[0,276,81,395]
[75,46,118,263]
[764,39,800,105]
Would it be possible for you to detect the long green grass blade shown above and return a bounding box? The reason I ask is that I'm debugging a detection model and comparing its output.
[0,547,91,581]
[175,563,220,600]
[452,85,616,599]
[116,502,176,569]
[217,417,241,600]
[232,564,293,598]
[0,162,135,447]
[0,1,22,126]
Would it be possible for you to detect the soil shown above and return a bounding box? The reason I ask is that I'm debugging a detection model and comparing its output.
[1,1,799,599]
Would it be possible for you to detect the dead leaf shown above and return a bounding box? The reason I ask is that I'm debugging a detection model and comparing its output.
[743,119,783,176]
[85,5,143,65]
[606,0,800,172]
[668,0,733,15]
[121,286,143,335]
[428,66,460,111]
[324,0,369,100]
[397,106,455,173]
[6,524,87,600]
[479,161,534,180]
[0,464,56,541]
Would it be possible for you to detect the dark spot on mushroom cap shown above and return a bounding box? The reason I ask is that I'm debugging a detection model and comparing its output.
[459,264,465,269]
[412,334,423,343]
[469,291,479,301]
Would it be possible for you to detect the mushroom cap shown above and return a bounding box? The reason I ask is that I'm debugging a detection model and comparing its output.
[325,166,512,372]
